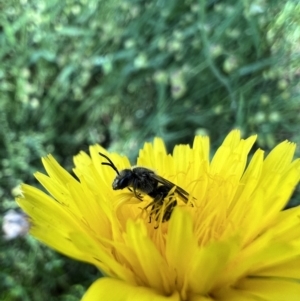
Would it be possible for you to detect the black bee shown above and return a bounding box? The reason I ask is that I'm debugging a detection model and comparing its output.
[99,152,191,224]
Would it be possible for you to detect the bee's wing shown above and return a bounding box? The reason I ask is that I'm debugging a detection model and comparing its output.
[151,174,189,203]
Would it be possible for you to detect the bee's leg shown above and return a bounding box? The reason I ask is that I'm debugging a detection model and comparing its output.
[135,191,143,201]
[129,187,143,201]
[162,198,177,222]
[143,201,155,223]
[150,203,161,224]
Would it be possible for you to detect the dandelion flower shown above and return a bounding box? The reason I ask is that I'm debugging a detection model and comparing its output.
[17,130,300,300]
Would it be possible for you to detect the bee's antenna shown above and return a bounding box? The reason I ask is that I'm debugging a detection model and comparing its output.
[99,153,120,175]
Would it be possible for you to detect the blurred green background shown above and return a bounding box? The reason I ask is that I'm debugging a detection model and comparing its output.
[1,0,300,300]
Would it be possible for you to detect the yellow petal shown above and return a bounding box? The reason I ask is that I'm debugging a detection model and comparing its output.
[216,288,268,301]
[210,130,256,178]
[255,256,300,279]
[261,141,296,176]
[192,135,210,163]
[188,238,239,294]
[165,208,198,293]
[272,206,300,241]
[236,277,300,301]
[81,278,181,301]
[189,295,214,301]
[16,185,94,263]
[122,219,172,293]
[69,231,136,283]
[41,154,75,185]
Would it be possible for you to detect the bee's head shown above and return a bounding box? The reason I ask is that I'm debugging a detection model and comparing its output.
[112,169,133,190]
[99,153,134,191]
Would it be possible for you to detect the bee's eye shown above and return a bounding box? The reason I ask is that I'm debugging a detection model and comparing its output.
[113,170,132,190]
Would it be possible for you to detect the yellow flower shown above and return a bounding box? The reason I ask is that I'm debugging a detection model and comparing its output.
[17,130,300,300]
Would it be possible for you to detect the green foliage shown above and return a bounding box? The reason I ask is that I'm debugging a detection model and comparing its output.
[0,235,98,301]
[1,0,300,300]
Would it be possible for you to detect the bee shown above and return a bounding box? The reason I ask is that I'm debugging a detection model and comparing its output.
[99,152,191,224]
